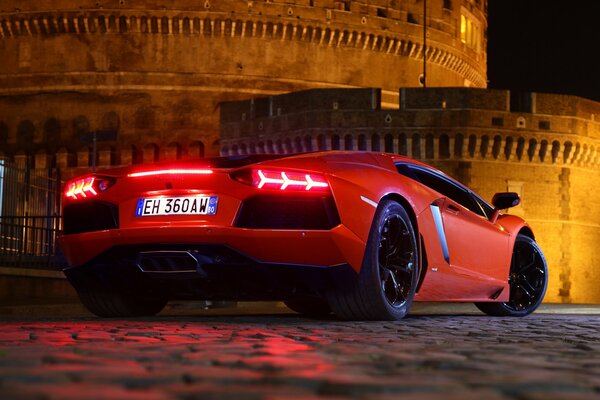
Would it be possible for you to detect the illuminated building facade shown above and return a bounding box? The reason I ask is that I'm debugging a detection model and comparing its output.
[0,0,487,171]
[1,1,600,303]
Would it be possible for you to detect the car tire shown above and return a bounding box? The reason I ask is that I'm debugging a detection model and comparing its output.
[475,234,547,317]
[327,199,419,321]
[76,289,167,318]
[284,298,331,318]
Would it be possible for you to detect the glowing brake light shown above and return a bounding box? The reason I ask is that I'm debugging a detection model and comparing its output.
[232,169,329,191]
[127,169,213,178]
[64,176,114,200]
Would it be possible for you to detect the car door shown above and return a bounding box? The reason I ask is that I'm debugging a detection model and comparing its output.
[406,166,511,301]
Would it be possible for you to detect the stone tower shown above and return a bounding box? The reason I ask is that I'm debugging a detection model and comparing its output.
[0,0,487,171]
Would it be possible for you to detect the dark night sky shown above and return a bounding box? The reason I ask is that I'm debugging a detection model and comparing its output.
[487,0,600,102]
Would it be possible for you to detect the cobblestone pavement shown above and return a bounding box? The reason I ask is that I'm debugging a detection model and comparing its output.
[1,308,600,400]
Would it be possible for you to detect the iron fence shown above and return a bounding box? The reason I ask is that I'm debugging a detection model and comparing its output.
[0,159,66,270]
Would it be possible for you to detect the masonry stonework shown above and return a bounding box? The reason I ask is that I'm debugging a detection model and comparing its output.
[220,88,600,303]
[0,0,486,180]
[2,1,599,304]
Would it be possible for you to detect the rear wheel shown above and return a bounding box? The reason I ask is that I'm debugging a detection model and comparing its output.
[476,234,547,317]
[64,260,167,317]
[77,289,167,318]
[327,200,419,321]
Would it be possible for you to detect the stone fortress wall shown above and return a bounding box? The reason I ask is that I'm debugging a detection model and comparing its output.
[0,0,487,179]
[220,87,600,303]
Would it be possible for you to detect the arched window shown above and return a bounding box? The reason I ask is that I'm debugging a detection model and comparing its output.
[454,134,464,158]
[467,135,477,158]
[344,134,353,150]
[492,135,502,159]
[516,137,526,160]
[479,135,489,158]
[563,141,573,163]
[161,16,169,34]
[304,135,313,152]
[294,136,303,152]
[17,120,35,151]
[44,118,61,151]
[189,141,205,158]
[317,134,327,151]
[425,134,434,159]
[358,134,367,151]
[504,136,514,160]
[412,134,421,159]
[527,139,538,162]
[384,134,394,153]
[150,17,159,33]
[284,138,293,153]
[398,134,407,156]
[551,141,561,163]
[98,15,107,33]
[539,140,549,162]
[119,15,128,32]
[331,134,340,150]
[439,134,450,158]
[143,143,159,163]
[131,145,143,164]
[371,134,381,152]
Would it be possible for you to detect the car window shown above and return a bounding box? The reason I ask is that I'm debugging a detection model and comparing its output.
[473,195,494,219]
[398,164,487,218]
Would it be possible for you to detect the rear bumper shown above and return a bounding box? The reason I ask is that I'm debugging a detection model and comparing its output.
[58,224,366,271]
[62,243,359,301]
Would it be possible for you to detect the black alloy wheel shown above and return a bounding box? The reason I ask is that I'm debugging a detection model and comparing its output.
[327,199,419,320]
[378,212,416,309]
[476,234,547,317]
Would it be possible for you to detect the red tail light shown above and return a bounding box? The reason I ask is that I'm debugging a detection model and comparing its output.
[231,169,329,192]
[64,176,114,200]
[127,169,213,178]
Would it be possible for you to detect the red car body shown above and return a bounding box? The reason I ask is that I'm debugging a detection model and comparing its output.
[59,151,547,319]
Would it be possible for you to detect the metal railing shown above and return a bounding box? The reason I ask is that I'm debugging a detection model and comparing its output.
[0,159,66,270]
[0,215,66,269]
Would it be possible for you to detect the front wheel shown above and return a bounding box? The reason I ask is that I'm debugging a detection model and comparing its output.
[284,298,331,318]
[476,234,547,317]
[327,200,419,321]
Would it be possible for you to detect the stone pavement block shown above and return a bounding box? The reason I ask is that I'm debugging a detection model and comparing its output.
[2,382,171,400]
[0,314,599,399]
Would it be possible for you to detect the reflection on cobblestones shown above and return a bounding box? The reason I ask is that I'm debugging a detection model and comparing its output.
[1,314,599,399]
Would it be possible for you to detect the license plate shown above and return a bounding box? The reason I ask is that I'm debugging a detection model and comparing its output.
[135,196,218,216]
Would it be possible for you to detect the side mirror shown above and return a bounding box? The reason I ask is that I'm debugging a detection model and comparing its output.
[490,192,520,223]
[492,192,520,210]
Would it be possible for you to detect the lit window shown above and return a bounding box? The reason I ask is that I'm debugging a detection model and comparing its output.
[460,8,481,52]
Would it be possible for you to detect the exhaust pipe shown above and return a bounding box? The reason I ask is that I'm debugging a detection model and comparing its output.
[136,250,210,277]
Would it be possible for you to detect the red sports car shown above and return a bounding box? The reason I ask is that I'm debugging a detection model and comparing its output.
[59,151,547,320]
